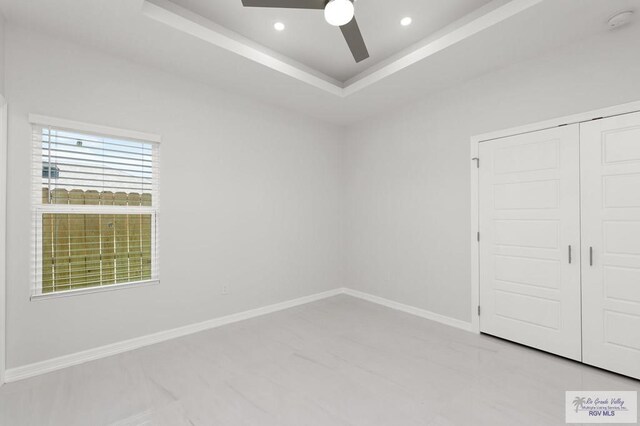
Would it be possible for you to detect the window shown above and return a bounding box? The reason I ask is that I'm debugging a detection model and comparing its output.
[31,116,160,298]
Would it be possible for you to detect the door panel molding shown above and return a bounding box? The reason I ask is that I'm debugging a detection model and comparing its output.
[581,111,640,379]
[471,100,640,380]
[471,100,640,335]
[478,125,582,361]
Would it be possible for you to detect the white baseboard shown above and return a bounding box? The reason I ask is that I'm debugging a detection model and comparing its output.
[4,287,473,383]
[4,288,343,383]
[342,288,475,333]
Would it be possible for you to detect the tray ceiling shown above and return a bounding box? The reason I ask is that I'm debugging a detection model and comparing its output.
[167,0,494,82]
[0,0,637,124]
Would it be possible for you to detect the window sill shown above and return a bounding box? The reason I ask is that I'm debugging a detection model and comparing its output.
[30,279,159,301]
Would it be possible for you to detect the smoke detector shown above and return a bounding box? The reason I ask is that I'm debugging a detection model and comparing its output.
[608,11,634,29]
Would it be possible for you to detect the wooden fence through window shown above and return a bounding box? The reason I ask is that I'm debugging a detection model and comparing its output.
[41,188,153,293]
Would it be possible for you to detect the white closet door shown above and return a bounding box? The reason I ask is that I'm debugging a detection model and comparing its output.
[479,125,582,361]
[581,112,640,379]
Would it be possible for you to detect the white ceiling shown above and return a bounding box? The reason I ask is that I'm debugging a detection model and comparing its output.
[167,0,494,82]
[0,0,638,125]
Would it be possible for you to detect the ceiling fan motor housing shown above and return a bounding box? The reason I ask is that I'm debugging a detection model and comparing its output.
[324,0,355,27]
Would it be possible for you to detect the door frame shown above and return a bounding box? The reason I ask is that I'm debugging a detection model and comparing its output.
[0,96,6,385]
[469,100,640,335]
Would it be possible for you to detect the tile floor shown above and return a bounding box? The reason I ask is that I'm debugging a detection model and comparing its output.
[0,295,638,425]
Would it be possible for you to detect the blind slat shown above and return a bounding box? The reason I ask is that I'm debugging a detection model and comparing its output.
[38,136,153,153]
[40,130,156,148]
[42,154,153,170]
[45,147,154,163]
[35,160,155,176]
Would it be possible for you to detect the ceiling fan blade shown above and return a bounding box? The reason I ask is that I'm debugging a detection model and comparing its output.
[241,0,325,9]
[340,17,369,63]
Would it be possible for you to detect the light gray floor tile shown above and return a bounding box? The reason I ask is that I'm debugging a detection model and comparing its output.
[0,295,637,425]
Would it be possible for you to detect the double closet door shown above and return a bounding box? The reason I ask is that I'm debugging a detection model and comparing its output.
[479,111,640,379]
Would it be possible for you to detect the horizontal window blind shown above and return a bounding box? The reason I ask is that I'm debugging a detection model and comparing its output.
[31,120,160,297]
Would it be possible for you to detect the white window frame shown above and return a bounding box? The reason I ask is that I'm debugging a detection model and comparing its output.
[30,114,161,300]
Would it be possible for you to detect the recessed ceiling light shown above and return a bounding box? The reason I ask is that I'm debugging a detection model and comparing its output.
[274,22,285,31]
[401,17,412,26]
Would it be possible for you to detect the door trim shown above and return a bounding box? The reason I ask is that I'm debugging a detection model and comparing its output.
[0,96,6,386]
[469,99,640,335]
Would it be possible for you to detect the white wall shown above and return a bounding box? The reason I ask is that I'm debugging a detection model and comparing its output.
[4,26,345,368]
[6,12,640,372]
[344,23,640,323]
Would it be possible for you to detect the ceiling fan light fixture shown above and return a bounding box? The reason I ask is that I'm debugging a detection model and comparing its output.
[324,0,355,27]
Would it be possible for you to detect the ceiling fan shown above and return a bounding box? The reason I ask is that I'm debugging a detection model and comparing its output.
[241,0,369,63]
